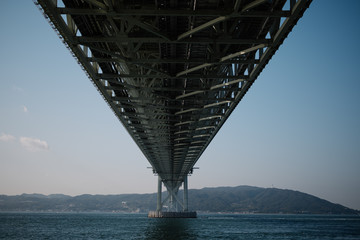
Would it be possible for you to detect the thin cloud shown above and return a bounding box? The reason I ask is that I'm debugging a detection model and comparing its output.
[19,137,49,152]
[12,85,24,92]
[0,133,16,142]
[23,106,28,113]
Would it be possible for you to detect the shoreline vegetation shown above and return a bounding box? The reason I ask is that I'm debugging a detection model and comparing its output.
[1,186,358,215]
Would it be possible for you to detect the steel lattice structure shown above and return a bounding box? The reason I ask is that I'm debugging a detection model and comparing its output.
[36,0,311,212]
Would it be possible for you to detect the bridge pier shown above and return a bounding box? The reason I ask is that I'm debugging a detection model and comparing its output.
[148,211,196,218]
[149,175,196,218]
[156,176,162,212]
[183,175,188,212]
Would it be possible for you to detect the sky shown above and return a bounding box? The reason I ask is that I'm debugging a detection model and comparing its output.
[1,1,360,210]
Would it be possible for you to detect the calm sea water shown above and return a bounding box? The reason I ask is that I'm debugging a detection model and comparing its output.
[0,213,359,239]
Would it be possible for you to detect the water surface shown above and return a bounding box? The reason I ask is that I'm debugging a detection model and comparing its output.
[1,213,359,239]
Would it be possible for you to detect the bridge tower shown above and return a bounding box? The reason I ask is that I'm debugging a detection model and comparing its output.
[149,173,196,218]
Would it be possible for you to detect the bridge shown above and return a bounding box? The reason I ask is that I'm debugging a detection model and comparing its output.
[35,0,311,217]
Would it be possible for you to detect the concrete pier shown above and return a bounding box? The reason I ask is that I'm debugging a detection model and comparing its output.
[148,211,197,218]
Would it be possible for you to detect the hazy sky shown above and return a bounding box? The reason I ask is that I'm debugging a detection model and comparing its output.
[1,1,359,210]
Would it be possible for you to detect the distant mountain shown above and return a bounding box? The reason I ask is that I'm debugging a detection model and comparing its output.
[0,186,358,214]
[188,186,359,214]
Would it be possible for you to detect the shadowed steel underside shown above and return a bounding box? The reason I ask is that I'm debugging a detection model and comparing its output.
[36,0,311,212]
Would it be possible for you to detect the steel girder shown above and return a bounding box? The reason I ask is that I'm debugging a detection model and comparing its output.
[36,0,311,192]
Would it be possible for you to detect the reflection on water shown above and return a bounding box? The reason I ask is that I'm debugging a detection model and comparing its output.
[145,218,197,240]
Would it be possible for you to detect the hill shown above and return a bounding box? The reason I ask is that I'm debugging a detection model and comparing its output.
[188,186,358,214]
[0,186,358,214]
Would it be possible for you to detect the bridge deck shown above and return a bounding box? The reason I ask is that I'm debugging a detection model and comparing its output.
[36,0,311,192]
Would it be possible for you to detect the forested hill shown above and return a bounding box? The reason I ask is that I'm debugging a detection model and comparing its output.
[0,186,358,214]
[188,186,358,214]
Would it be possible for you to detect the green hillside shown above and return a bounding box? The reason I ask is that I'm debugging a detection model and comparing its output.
[0,186,358,214]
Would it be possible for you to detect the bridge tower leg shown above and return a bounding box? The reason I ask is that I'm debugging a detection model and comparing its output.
[156,176,162,212]
[148,175,196,218]
[183,175,188,212]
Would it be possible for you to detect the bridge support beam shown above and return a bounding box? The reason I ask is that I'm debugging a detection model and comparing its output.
[183,175,188,212]
[148,175,196,218]
[156,176,162,212]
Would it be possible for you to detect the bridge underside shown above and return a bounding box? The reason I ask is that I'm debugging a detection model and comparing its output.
[36,0,311,213]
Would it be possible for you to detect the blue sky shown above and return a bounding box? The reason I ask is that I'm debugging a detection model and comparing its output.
[1,1,359,210]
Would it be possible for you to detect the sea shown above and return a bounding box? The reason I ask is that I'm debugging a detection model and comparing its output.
[0,212,359,239]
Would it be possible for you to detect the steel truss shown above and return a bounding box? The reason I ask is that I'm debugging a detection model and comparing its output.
[36,0,311,208]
